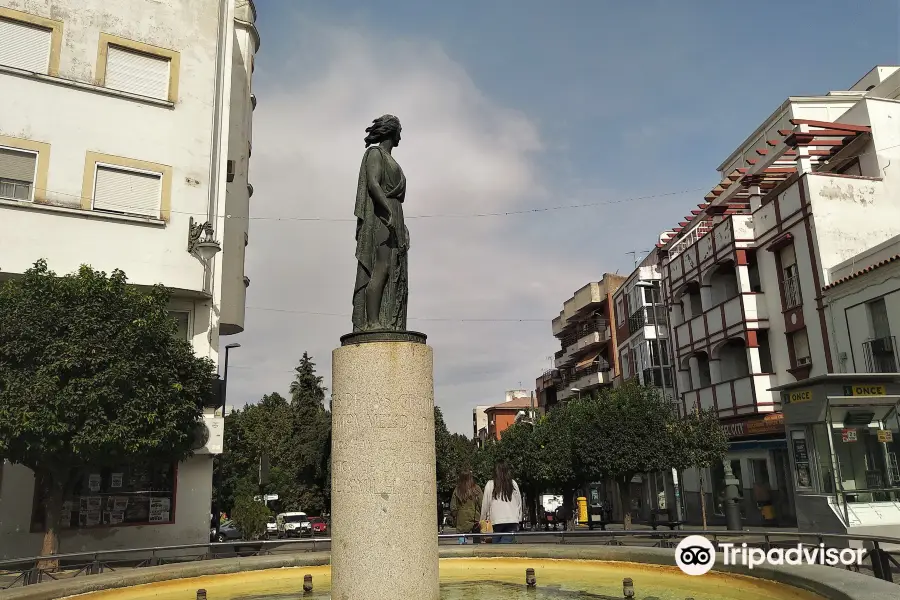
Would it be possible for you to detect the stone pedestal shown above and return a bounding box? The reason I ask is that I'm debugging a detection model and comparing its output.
[330,331,439,600]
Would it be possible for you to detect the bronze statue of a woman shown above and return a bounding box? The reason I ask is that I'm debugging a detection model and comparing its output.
[351,115,410,332]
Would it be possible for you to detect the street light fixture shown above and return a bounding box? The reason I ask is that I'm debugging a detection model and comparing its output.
[634,279,689,526]
[187,217,222,262]
[212,342,241,542]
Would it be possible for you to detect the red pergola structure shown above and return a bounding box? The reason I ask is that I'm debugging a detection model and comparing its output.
[656,119,871,250]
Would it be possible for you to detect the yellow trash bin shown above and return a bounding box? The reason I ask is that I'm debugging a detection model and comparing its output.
[577,496,588,524]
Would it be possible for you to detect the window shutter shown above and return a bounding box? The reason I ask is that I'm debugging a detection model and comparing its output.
[93,166,162,217]
[105,45,170,100]
[0,148,37,182]
[0,19,52,73]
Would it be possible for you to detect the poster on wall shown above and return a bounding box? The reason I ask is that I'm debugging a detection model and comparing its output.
[148,510,169,523]
[842,429,858,443]
[795,464,812,487]
[792,438,809,463]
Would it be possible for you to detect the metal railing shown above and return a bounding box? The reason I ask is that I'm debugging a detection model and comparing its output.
[628,305,667,334]
[668,219,714,259]
[2,530,898,588]
[783,273,802,309]
[863,336,898,373]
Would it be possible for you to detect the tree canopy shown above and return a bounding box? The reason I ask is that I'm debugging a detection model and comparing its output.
[0,261,216,555]
[217,354,332,517]
[481,383,728,529]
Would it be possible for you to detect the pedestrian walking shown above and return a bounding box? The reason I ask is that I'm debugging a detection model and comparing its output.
[480,460,523,544]
[450,470,483,544]
[438,497,444,534]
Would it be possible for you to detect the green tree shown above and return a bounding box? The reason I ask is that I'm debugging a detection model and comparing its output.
[434,406,456,500]
[571,383,715,529]
[0,261,215,557]
[230,486,272,541]
[672,406,728,528]
[288,353,331,514]
[494,421,544,526]
[534,405,583,529]
[216,409,252,514]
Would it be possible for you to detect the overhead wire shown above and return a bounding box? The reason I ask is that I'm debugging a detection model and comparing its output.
[13,140,900,324]
[23,139,900,223]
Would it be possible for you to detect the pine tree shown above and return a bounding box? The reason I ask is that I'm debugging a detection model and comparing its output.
[287,353,331,514]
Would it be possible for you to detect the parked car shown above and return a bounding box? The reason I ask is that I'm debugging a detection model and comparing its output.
[277,511,311,538]
[214,520,242,543]
[308,516,328,535]
[265,516,278,538]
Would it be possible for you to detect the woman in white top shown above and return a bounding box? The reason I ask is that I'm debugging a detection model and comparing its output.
[480,460,523,543]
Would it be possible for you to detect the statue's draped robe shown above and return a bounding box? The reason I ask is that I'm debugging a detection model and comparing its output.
[352,146,409,332]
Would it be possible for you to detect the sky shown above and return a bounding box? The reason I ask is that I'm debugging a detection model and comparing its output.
[225,0,900,434]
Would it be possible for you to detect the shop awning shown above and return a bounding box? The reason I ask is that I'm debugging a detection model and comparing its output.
[575,353,599,370]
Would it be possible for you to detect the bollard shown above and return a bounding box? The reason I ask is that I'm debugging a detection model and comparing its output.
[196,589,207,600]
[303,574,313,593]
[622,577,634,598]
[525,567,536,588]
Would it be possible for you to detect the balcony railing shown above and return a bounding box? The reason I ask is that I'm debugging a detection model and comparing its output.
[863,336,898,373]
[628,306,667,334]
[576,359,611,376]
[560,317,609,349]
[669,219,714,259]
[642,367,674,388]
[783,274,802,309]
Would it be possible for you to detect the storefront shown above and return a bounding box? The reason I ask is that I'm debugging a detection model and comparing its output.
[773,374,900,538]
[709,412,796,527]
[0,455,213,559]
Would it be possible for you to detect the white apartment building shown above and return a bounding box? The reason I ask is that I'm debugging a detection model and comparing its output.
[772,235,900,537]
[552,274,626,402]
[659,65,900,528]
[0,0,259,557]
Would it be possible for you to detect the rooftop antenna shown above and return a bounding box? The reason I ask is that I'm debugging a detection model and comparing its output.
[626,250,652,269]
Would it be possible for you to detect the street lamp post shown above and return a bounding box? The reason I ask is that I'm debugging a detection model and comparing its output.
[634,279,685,524]
[212,342,241,541]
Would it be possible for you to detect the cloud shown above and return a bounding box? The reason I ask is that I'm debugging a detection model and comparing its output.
[226,16,593,433]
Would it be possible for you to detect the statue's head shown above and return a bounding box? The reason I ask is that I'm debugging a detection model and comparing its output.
[364,114,402,147]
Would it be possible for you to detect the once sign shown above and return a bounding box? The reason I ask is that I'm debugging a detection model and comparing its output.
[784,390,812,404]
[843,384,887,397]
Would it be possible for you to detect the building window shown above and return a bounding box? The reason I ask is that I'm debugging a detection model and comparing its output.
[0,146,37,201]
[104,45,171,100]
[31,463,176,531]
[620,349,631,379]
[863,299,897,372]
[615,296,626,327]
[757,330,774,373]
[92,164,162,218]
[0,17,52,73]
[790,328,811,367]
[96,34,180,103]
[780,245,802,309]
[169,310,191,342]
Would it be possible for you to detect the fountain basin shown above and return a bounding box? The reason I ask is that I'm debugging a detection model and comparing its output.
[2,546,894,600]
